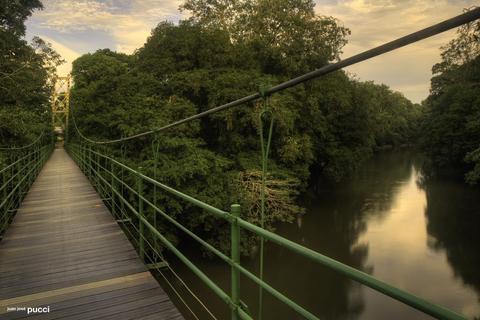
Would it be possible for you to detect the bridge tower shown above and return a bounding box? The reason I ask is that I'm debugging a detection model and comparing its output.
[51,75,71,138]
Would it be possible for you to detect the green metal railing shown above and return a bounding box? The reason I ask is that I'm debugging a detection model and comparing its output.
[0,135,54,236]
[64,9,480,320]
[66,143,467,320]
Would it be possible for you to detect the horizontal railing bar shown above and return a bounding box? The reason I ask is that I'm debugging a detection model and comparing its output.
[84,147,230,220]
[72,146,314,320]
[69,144,466,320]
[0,149,41,174]
[237,219,466,320]
[96,156,233,259]
[0,155,45,211]
[0,154,41,193]
[74,148,230,262]
[0,131,45,150]
[69,147,235,309]
[234,262,318,320]
[63,9,480,319]
[1,143,51,236]
[68,147,237,305]
[71,8,480,145]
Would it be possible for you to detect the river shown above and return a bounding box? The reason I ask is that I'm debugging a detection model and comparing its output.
[160,150,480,320]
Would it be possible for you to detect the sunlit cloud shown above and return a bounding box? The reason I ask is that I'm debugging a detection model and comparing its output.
[316,0,479,102]
[28,0,184,55]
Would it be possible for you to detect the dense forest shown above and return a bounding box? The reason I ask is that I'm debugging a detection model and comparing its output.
[0,0,62,148]
[1,1,478,254]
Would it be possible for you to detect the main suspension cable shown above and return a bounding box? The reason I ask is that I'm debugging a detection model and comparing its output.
[0,130,46,150]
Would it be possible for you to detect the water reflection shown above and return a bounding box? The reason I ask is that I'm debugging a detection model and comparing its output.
[422,178,480,317]
[167,150,480,319]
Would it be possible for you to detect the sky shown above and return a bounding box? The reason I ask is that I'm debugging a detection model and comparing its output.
[25,0,479,103]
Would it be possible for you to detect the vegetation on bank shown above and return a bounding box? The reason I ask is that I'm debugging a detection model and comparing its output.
[420,16,480,185]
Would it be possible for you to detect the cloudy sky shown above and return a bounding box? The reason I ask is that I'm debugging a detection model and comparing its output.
[25,0,478,103]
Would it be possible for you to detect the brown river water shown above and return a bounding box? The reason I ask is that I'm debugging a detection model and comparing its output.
[159,150,480,320]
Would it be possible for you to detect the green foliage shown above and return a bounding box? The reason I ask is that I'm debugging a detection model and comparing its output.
[69,0,420,255]
[431,12,479,79]
[0,1,61,147]
[421,13,480,185]
[0,0,42,35]
[181,0,350,75]
[465,148,480,185]
[353,81,421,147]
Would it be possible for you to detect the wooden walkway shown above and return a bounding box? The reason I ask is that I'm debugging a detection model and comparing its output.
[0,148,183,320]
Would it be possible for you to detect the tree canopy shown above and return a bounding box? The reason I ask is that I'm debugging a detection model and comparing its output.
[68,0,421,254]
[421,13,480,185]
[0,0,62,146]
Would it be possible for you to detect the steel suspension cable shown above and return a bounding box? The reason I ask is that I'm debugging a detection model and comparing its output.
[0,130,45,150]
[257,94,274,320]
[69,8,480,145]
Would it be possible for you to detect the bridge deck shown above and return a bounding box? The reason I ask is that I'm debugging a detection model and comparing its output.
[0,148,183,320]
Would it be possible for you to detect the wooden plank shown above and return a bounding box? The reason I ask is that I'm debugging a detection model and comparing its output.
[0,225,120,247]
[2,264,149,299]
[0,148,183,319]
[0,273,153,310]
[20,288,167,320]
[0,241,136,268]
[4,283,159,320]
[54,295,168,320]
[0,259,142,288]
[0,238,133,264]
[0,253,140,281]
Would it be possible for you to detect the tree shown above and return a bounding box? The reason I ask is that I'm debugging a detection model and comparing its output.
[0,0,63,147]
[181,0,350,75]
[421,9,480,185]
[0,0,42,35]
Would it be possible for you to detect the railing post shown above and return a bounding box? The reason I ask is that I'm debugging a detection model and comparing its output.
[95,148,100,187]
[82,144,86,172]
[87,144,92,179]
[230,204,241,320]
[1,170,6,233]
[137,167,144,261]
[110,160,116,218]
[9,163,13,212]
[120,144,126,219]
[15,153,21,210]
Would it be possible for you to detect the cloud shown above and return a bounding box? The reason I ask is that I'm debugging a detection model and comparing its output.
[32,0,185,54]
[315,0,478,102]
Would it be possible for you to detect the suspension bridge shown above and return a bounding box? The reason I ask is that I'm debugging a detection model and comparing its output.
[1,9,479,320]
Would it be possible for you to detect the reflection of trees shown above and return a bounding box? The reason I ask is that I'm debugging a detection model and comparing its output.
[422,179,480,296]
[248,150,416,319]
[167,150,420,319]
[251,203,370,320]
[315,150,416,221]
